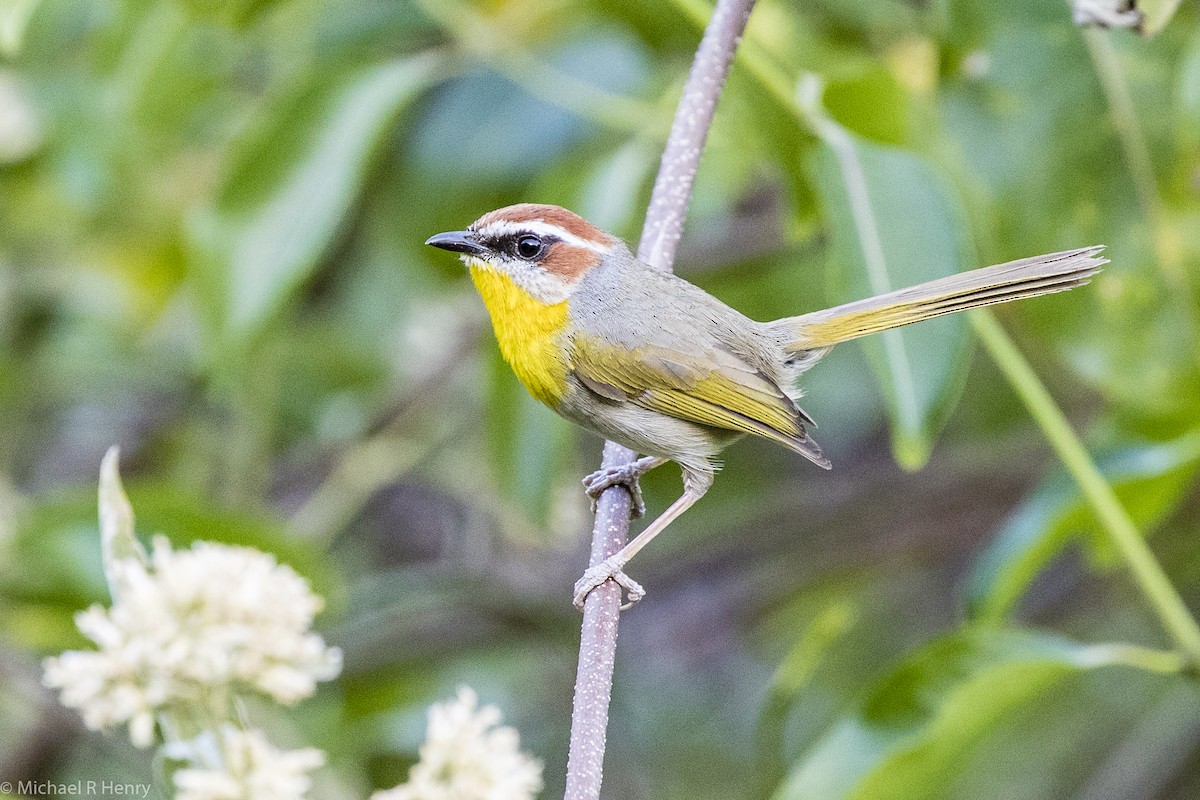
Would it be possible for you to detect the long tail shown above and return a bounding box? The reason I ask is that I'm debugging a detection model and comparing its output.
[773,246,1107,355]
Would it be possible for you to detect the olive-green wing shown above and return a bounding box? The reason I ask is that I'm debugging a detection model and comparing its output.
[570,336,829,468]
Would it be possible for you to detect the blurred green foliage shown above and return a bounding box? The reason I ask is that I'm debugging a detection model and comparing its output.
[2,0,1200,797]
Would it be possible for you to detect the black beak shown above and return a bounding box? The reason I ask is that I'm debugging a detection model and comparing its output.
[425,230,487,256]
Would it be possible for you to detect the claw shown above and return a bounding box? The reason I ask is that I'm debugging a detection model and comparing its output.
[573,556,645,611]
[582,464,646,519]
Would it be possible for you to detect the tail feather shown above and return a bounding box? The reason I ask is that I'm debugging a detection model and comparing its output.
[775,246,1106,353]
[783,429,832,470]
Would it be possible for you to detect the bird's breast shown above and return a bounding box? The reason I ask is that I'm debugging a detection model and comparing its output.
[469,265,570,407]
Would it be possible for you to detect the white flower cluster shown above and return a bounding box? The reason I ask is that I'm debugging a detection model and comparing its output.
[43,536,342,747]
[172,726,325,800]
[43,454,542,800]
[1071,0,1143,28]
[373,687,543,800]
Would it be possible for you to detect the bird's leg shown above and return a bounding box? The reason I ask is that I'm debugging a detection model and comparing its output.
[582,456,667,519]
[573,486,703,611]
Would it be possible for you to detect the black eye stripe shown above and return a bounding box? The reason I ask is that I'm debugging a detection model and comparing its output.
[484,232,557,260]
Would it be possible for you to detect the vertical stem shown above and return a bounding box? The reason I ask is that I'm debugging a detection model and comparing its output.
[800,90,920,438]
[563,1,756,798]
[1082,28,1160,223]
[972,311,1200,667]
[1082,27,1198,342]
[1077,28,1200,651]
[563,443,634,800]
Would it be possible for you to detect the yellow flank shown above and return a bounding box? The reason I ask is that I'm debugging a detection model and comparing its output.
[469,265,570,407]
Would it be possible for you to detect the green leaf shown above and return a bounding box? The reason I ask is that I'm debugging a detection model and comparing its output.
[822,66,912,147]
[576,138,660,236]
[411,28,649,183]
[175,0,287,27]
[1178,29,1200,149]
[772,628,1182,800]
[187,56,442,349]
[803,81,972,469]
[0,0,41,56]
[755,602,859,797]
[967,433,1200,622]
[1139,0,1185,37]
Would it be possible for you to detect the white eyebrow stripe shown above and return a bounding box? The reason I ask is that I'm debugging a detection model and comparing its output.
[476,220,614,254]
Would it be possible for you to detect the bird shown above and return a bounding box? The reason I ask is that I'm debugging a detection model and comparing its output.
[426,203,1106,610]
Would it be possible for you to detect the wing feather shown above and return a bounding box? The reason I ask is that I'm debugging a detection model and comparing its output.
[569,337,829,468]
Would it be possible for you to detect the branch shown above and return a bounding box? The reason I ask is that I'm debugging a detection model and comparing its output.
[563,2,756,799]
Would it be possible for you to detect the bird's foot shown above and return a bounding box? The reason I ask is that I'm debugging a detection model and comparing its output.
[583,461,648,519]
[573,556,644,611]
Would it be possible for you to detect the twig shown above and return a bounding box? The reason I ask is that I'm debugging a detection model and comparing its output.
[563,1,756,798]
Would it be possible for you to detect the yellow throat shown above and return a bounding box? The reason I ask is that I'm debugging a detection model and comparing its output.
[469,264,570,407]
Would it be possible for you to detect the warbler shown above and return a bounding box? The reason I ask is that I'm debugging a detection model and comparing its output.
[426,204,1105,609]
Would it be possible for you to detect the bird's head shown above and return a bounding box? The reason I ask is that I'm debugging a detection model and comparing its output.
[425,203,618,304]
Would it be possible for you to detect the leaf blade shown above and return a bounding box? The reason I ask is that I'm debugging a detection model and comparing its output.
[188,55,443,349]
[773,628,1182,800]
[967,433,1200,622]
[804,94,972,468]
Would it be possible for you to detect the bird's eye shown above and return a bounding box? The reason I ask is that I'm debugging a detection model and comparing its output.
[515,235,544,260]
